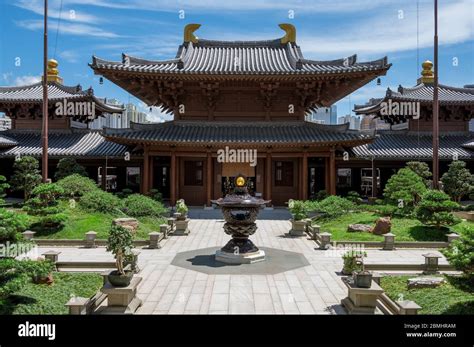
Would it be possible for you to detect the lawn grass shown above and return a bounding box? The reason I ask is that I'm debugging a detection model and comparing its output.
[15,202,166,240]
[0,272,102,315]
[380,275,474,314]
[315,211,473,242]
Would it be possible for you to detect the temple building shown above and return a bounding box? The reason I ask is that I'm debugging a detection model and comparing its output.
[90,23,391,206]
[0,60,143,191]
[353,60,474,196]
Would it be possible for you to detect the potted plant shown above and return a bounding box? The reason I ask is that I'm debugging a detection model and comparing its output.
[288,199,308,236]
[353,259,373,288]
[342,249,367,275]
[174,199,190,235]
[175,199,188,220]
[106,224,134,287]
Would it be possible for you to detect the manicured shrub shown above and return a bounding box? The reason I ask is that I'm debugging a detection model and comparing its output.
[442,229,473,279]
[175,199,188,216]
[24,183,67,229]
[416,190,460,230]
[384,168,427,207]
[314,190,328,201]
[148,189,163,202]
[54,158,87,181]
[407,161,432,187]
[79,190,122,214]
[121,194,167,218]
[287,199,307,221]
[10,156,42,201]
[0,175,9,203]
[0,209,28,243]
[346,191,363,204]
[342,250,367,275]
[56,174,99,199]
[313,196,354,219]
[116,188,134,199]
[441,161,474,202]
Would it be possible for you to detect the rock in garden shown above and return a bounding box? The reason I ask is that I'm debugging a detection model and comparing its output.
[372,217,391,235]
[113,218,139,234]
[347,224,373,232]
[407,277,446,289]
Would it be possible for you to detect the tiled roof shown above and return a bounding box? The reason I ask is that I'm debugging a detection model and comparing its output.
[355,83,474,114]
[0,133,18,147]
[0,82,123,114]
[103,121,374,146]
[353,131,474,160]
[91,39,390,75]
[0,130,130,158]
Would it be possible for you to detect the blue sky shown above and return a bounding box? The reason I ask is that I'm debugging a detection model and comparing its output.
[1,0,473,122]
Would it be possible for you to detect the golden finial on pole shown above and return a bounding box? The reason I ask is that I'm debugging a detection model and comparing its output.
[418,60,434,84]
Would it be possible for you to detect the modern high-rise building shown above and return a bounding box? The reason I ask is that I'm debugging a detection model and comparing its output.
[0,114,11,130]
[338,114,361,130]
[306,105,337,124]
[89,100,148,129]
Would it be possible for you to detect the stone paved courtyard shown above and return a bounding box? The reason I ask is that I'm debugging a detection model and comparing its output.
[22,212,450,315]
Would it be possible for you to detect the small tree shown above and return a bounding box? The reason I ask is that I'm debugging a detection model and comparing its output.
[107,224,133,275]
[24,183,66,229]
[288,199,307,221]
[0,175,9,203]
[407,161,432,188]
[56,174,98,199]
[442,229,473,279]
[441,161,474,202]
[54,158,87,181]
[10,156,42,201]
[384,168,427,207]
[416,190,460,230]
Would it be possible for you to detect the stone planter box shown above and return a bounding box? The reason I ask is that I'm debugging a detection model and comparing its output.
[289,219,306,237]
[174,218,190,235]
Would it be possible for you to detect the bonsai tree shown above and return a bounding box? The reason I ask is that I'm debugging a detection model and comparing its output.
[407,161,432,188]
[442,229,473,280]
[383,168,427,207]
[107,224,134,276]
[0,175,9,203]
[24,183,66,229]
[416,190,460,230]
[10,156,42,201]
[441,161,474,202]
[176,199,189,217]
[342,249,367,275]
[287,199,307,221]
[346,191,363,204]
[54,158,87,180]
[312,196,354,219]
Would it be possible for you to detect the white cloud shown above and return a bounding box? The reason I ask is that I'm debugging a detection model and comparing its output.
[2,73,13,84]
[14,75,41,86]
[298,0,474,58]
[58,50,80,63]
[16,20,121,38]
[136,103,172,123]
[14,0,101,23]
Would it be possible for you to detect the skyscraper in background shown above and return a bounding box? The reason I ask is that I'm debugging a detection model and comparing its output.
[306,105,337,124]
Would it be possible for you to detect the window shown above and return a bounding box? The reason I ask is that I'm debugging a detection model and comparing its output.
[184,161,203,186]
[275,161,293,187]
[337,168,352,188]
[126,167,140,188]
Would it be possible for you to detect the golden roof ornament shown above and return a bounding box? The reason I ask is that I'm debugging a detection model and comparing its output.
[279,23,296,44]
[184,24,201,43]
[45,59,63,84]
[418,60,434,84]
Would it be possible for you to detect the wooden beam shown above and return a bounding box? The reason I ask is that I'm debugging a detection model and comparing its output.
[329,147,336,195]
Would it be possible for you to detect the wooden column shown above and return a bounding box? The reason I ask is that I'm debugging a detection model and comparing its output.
[170,152,176,206]
[371,159,378,198]
[265,152,272,203]
[329,147,336,195]
[142,146,150,194]
[302,152,308,200]
[206,152,212,206]
[324,157,330,192]
[149,156,154,191]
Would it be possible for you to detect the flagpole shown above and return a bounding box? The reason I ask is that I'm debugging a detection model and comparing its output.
[42,0,49,182]
[432,0,439,189]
